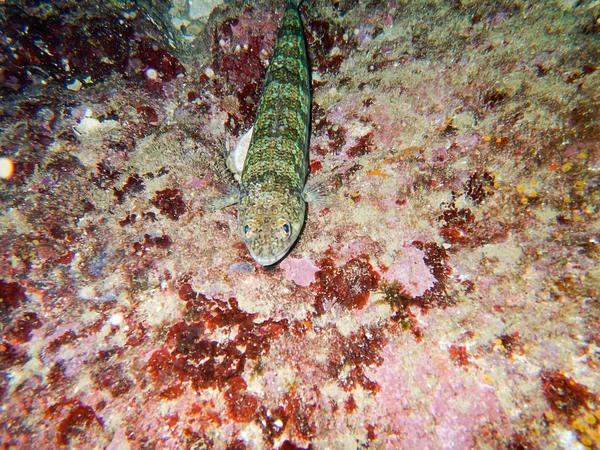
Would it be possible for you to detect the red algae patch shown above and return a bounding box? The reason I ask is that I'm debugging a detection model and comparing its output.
[438,201,477,246]
[327,327,385,393]
[495,332,523,358]
[448,344,470,369]
[346,131,377,158]
[541,370,597,417]
[147,282,288,394]
[5,311,42,343]
[0,280,27,320]
[540,370,600,447]
[464,170,496,205]
[380,281,424,342]
[305,15,359,76]
[54,401,104,446]
[113,173,145,204]
[411,241,455,310]
[224,376,259,423]
[313,254,380,314]
[150,188,187,220]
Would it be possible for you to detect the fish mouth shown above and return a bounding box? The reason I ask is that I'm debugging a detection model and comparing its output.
[249,247,291,267]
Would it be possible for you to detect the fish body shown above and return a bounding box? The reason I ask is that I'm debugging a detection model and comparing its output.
[232,1,311,266]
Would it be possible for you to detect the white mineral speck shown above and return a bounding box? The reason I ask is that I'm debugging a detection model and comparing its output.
[204,67,215,78]
[0,157,15,180]
[66,79,82,91]
[78,285,98,300]
[187,0,224,20]
[171,17,190,30]
[109,313,124,326]
[145,68,158,80]
[555,429,586,450]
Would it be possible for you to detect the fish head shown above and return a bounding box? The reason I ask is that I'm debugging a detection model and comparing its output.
[239,189,306,266]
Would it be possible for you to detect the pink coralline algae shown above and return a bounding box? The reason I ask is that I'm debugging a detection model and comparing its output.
[280,257,319,287]
[382,245,436,297]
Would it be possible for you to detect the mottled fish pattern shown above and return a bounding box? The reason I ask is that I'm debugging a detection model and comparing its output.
[229,1,311,266]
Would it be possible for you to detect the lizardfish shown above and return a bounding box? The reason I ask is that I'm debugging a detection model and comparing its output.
[215,0,315,266]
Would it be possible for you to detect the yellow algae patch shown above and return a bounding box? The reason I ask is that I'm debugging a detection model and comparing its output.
[516,181,539,200]
[382,146,421,164]
[580,434,593,446]
[573,418,587,432]
[366,167,392,177]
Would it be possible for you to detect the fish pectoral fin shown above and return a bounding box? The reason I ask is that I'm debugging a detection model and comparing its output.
[302,179,332,208]
[208,184,240,210]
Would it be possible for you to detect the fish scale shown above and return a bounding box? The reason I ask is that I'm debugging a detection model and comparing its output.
[234,0,311,266]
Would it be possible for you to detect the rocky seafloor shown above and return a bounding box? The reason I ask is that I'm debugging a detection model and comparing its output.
[1,0,599,448]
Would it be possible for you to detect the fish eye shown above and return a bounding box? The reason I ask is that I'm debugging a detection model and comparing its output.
[282,223,290,235]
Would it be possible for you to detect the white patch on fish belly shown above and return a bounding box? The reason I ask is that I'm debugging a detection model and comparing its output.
[226,126,253,181]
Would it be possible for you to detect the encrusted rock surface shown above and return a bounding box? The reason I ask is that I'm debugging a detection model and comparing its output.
[1,0,598,448]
